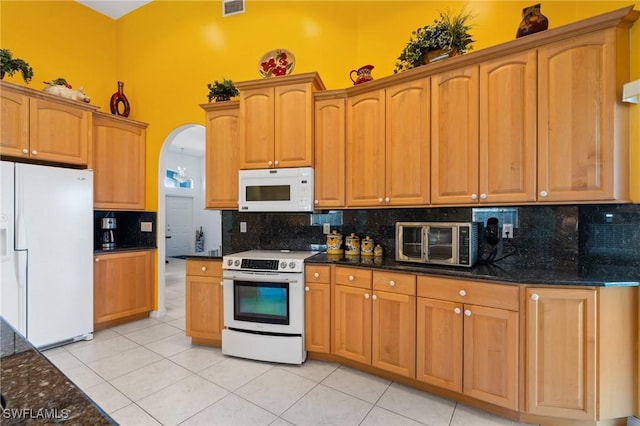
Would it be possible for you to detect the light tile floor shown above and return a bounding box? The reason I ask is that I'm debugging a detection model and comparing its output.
[43,258,536,426]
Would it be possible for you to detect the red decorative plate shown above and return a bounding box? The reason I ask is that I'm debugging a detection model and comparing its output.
[258,49,295,78]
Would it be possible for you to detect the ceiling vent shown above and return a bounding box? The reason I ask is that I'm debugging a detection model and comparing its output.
[222,0,245,17]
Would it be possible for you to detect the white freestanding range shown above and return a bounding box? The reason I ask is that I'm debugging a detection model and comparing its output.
[0,161,94,349]
[222,250,317,365]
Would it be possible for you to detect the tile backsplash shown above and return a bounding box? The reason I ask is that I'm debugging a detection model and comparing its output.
[222,204,640,274]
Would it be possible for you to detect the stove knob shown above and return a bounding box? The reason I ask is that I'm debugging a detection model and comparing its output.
[280,261,287,269]
[226,259,233,267]
[289,261,296,269]
[234,259,240,267]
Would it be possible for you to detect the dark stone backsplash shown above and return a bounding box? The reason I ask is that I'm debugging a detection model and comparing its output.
[94,211,157,251]
[222,204,640,275]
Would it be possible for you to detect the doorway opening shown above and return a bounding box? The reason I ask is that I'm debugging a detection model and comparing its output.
[155,124,221,319]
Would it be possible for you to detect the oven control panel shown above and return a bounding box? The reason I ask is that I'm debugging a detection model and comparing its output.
[223,250,318,273]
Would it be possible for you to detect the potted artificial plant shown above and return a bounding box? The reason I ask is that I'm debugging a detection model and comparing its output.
[1,49,34,83]
[207,79,239,102]
[393,9,474,73]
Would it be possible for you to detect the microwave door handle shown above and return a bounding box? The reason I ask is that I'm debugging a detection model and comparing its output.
[422,228,428,261]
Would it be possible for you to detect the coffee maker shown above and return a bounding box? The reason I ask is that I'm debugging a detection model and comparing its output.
[100,217,117,250]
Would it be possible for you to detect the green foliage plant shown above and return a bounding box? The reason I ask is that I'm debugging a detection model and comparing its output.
[207,79,239,102]
[0,48,34,83]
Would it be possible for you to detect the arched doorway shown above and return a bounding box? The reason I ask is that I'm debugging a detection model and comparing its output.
[154,124,221,319]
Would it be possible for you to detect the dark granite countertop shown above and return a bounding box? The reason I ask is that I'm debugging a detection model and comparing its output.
[306,253,640,287]
[94,245,157,254]
[0,317,116,425]
[184,254,223,260]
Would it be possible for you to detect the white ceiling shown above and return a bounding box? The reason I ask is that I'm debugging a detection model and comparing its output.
[75,0,152,20]
[168,126,206,157]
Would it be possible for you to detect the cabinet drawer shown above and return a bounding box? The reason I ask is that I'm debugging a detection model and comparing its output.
[306,265,330,284]
[335,266,372,289]
[417,276,519,311]
[373,271,416,295]
[186,259,222,277]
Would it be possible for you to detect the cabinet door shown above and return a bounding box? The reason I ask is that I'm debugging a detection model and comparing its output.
[186,275,223,340]
[372,291,416,377]
[526,288,596,420]
[333,284,371,364]
[93,251,153,325]
[275,83,314,168]
[431,66,479,205]
[204,103,239,209]
[93,114,146,210]
[314,96,346,208]
[479,50,537,203]
[538,30,617,202]
[0,88,30,157]
[239,87,274,169]
[304,282,331,353]
[416,297,463,392]
[463,304,518,410]
[346,90,386,207]
[30,97,91,165]
[385,79,430,206]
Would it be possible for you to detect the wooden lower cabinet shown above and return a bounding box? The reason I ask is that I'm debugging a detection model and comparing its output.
[304,265,331,353]
[93,250,154,328]
[416,277,519,410]
[185,259,223,345]
[524,286,637,423]
[332,267,416,378]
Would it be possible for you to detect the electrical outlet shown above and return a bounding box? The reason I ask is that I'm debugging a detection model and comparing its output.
[502,223,513,238]
[323,223,331,234]
[240,222,247,233]
[140,222,152,232]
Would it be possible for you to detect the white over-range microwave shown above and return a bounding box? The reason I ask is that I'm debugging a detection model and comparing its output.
[238,167,314,212]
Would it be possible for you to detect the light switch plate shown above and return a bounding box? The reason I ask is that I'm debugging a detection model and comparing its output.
[323,223,331,234]
[240,222,247,233]
[502,223,513,238]
[141,222,153,232]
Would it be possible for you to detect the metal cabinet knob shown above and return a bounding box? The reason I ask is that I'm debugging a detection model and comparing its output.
[539,191,548,198]
[305,286,310,292]
[220,281,223,286]
[201,266,207,272]
[389,280,395,287]
[314,272,320,278]
[378,197,384,203]
[22,149,29,154]
[94,258,99,262]
[31,150,38,155]
[384,197,390,203]
[531,293,539,301]
[274,160,279,166]
[459,289,466,297]
[454,308,461,314]
[464,309,472,316]
[314,200,319,205]
[364,293,370,299]
[349,275,355,281]
[480,193,488,200]
[471,193,478,200]
[372,294,377,301]
[268,160,273,166]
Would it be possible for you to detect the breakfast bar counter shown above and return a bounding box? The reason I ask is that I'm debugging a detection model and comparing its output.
[0,317,115,425]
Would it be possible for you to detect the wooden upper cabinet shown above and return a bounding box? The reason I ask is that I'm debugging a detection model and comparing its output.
[385,79,430,206]
[537,29,627,202]
[346,89,386,207]
[93,112,147,210]
[201,101,239,210]
[1,81,97,166]
[237,72,325,170]
[313,91,346,208]
[479,50,537,203]
[431,65,479,205]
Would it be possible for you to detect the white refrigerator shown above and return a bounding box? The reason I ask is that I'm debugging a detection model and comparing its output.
[1,161,94,349]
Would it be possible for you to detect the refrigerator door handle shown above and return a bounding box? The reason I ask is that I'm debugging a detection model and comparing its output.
[15,166,27,250]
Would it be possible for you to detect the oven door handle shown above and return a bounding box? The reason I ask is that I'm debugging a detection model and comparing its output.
[222,273,300,283]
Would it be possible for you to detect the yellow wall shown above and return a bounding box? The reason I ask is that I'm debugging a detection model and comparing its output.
[1,0,638,206]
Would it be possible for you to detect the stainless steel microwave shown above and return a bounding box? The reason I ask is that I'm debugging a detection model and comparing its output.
[238,167,314,212]
[396,222,480,267]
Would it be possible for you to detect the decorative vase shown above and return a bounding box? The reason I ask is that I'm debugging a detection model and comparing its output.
[349,65,374,85]
[110,81,130,117]
[516,4,549,38]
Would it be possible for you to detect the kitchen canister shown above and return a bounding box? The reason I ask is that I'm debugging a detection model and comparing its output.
[345,233,360,255]
[374,244,383,258]
[326,230,343,255]
[361,236,375,256]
